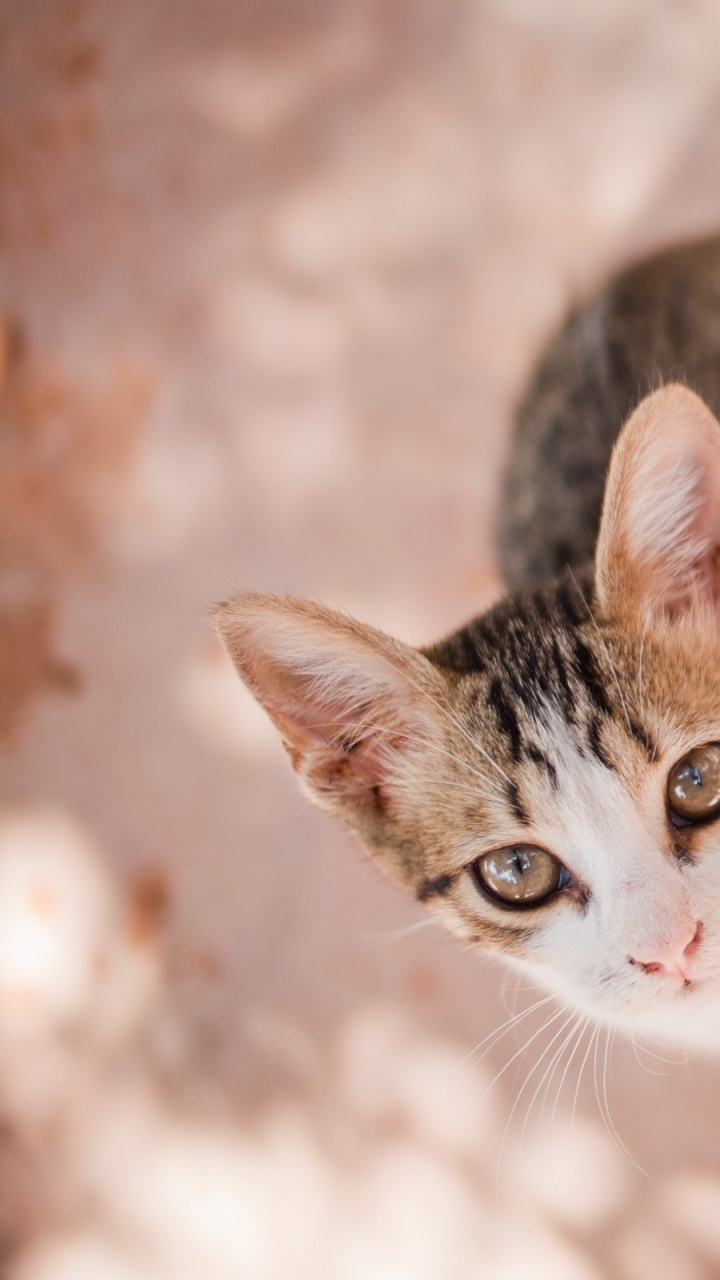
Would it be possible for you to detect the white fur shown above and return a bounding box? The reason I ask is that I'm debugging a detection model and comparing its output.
[454,713,720,1051]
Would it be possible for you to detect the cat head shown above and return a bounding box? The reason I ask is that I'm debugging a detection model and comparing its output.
[216,385,720,1046]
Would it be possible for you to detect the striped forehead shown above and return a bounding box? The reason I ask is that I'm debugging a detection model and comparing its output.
[426,572,656,823]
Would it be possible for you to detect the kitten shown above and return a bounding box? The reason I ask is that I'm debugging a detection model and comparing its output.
[216,236,720,1053]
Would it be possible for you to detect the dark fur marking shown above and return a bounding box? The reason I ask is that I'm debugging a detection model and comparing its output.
[422,623,487,676]
[506,779,529,825]
[370,784,387,816]
[550,637,577,723]
[556,574,590,627]
[456,628,485,673]
[668,817,696,866]
[467,922,531,950]
[487,677,523,762]
[572,639,613,716]
[672,840,695,867]
[417,872,456,902]
[524,743,558,789]
[532,592,552,625]
[587,715,615,771]
[628,719,658,762]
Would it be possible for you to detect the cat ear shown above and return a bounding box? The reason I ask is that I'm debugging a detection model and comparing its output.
[214,594,446,831]
[595,384,720,623]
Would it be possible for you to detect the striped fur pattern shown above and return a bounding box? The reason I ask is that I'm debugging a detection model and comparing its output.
[217,238,720,1050]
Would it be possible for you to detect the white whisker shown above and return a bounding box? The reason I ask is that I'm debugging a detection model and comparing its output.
[571,1021,599,1133]
[496,1011,580,1173]
[593,1026,645,1173]
[550,1014,591,1127]
[630,1033,685,1067]
[478,1006,569,1100]
[460,994,556,1066]
[520,1012,585,1148]
[629,1031,672,1076]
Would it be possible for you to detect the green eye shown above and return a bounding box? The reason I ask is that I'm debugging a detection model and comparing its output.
[668,743,720,824]
[471,844,569,908]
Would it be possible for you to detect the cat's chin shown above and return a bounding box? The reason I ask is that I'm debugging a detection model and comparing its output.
[517,962,720,1054]
[586,982,720,1054]
[609,994,720,1055]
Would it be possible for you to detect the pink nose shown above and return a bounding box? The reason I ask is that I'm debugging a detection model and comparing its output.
[630,922,703,983]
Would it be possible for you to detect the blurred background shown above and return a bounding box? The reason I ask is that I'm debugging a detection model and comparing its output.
[3,0,720,1276]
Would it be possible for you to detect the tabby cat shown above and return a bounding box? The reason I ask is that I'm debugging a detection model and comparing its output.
[217,236,720,1052]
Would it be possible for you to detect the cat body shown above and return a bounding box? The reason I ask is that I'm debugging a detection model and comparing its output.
[501,236,720,585]
[217,236,720,1053]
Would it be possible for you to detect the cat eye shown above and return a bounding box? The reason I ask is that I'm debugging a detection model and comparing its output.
[667,743,720,825]
[471,844,569,908]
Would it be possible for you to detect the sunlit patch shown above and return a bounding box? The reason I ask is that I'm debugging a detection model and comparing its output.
[346,1141,489,1280]
[181,13,377,139]
[0,992,706,1280]
[503,1115,633,1229]
[184,53,318,139]
[111,416,224,562]
[0,811,159,1039]
[485,0,648,39]
[104,1125,276,1272]
[73,1094,334,1277]
[268,92,481,277]
[215,279,348,377]
[336,1005,499,1156]
[238,392,356,522]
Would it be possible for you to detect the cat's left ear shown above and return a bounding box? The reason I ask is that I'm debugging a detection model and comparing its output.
[595,383,720,623]
[214,593,449,840]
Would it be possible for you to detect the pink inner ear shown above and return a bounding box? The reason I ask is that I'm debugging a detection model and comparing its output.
[697,472,720,607]
[595,385,720,621]
[240,645,432,796]
[271,686,420,790]
[647,463,720,616]
[215,593,445,815]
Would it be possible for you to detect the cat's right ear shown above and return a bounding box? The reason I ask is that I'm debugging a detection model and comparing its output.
[594,384,720,624]
[214,593,448,837]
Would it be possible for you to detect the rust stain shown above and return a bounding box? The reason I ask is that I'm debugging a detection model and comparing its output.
[0,315,151,742]
[62,43,102,85]
[405,962,441,1003]
[0,599,80,743]
[127,869,171,947]
[27,885,59,916]
[92,949,110,977]
[192,948,225,982]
